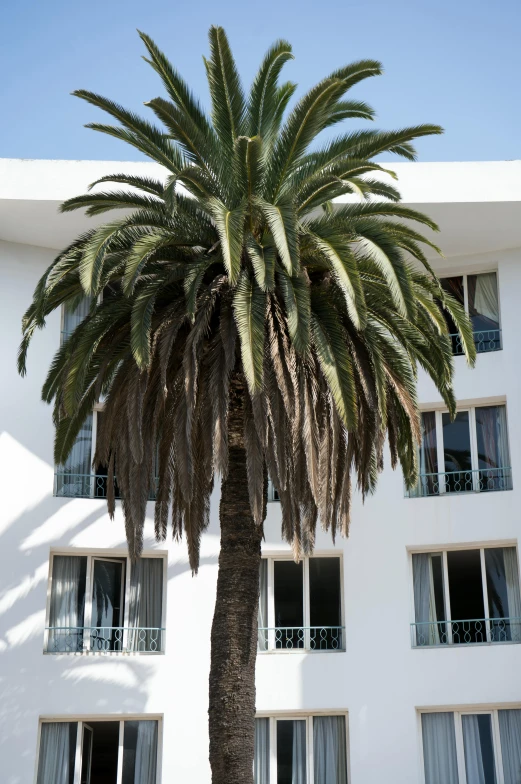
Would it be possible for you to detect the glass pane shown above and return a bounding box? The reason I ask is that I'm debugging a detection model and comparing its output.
[442,412,472,493]
[37,722,77,784]
[468,273,499,328]
[48,555,87,653]
[498,710,521,784]
[485,548,521,642]
[313,716,347,784]
[90,560,124,651]
[122,721,158,784]
[412,553,447,646]
[55,414,93,497]
[309,558,342,649]
[447,550,486,643]
[475,406,511,492]
[80,727,93,784]
[62,296,92,335]
[255,718,270,784]
[415,412,439,496]
[462,714,496,784]
[421,713,459,784]
[274,561,304,649]
[441,277,464,354]
[277,720,306,784]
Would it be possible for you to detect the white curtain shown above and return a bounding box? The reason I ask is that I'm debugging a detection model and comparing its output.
[134,721,158,784]
[258,559,268,651]
[413,554,441,645]
[292,721,307,784]
[462,715,486,784]
[36,722,76,784]
[254,718,270,784]
[422,712,459,784]
[129,558,163,651]
[63,295,92,334]
[499,710,521,784]
[55,413,93,497]
[504,548,521,642]
[48,556,85,652]
[313,716,347,784]
[473,273,499,325]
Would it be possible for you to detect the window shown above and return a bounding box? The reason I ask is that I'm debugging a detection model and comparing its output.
[258,556,344,652]
[411,546,521,647]
[35,718,159,784]
[420,708,521,784]
[409,404,512,497]
[440,271,501,354]
[46,552,165,654]
[255,715,348,784]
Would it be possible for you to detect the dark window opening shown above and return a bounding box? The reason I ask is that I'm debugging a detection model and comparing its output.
[274,561,304,649]
[447,550,485,642]
[309,558,342,649]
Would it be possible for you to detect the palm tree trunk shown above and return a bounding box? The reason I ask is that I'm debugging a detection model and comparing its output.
[208,379,264,783]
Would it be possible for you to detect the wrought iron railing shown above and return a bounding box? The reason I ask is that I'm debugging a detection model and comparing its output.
[258,626,345,651]
[54,473,158,500]
[449,329,502,355]
[46,626,165,653]
[406,467,512,498]
[411,617,521,647]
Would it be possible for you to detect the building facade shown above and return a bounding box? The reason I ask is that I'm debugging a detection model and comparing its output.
[1,158,520,783]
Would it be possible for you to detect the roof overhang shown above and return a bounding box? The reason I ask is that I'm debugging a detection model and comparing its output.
[1,158,521,264]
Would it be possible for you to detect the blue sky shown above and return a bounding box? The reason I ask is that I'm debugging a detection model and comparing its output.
[1,0,519,163]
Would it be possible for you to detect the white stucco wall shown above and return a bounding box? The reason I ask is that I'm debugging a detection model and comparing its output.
[1,159,521,784]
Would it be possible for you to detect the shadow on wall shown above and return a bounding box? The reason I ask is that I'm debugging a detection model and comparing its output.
[0,434,219,784]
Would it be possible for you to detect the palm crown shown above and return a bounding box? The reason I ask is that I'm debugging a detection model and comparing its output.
[19,27,475,567]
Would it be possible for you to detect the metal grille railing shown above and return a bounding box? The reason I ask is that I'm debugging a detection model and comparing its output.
[449,329,502,355]
[54,473,158,500]
[46,626,165,653]
[411,617,521,647]
[407,467,512,498]
[258,626,345,651]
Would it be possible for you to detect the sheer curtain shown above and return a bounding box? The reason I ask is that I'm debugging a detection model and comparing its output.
[475,406,511,488]
[292,721,307,784]
[48,556,86,652]
[504,548,521,642]
[36,722,76,784]
[499,710,521,784]
[412,412,438,497]
[129,558,163,651]
[134,721,158,784]
[254,718,270,784]
[413,554,442,646]
[62,296,92,335]
[55,413,93,497]
[462,716,486,784]
[258,559,268,651]
[469,273,500,327]
[313,716,347,784]
[422,712,459,784]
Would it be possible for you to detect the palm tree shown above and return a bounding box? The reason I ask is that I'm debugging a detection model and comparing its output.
[19,27,475,783]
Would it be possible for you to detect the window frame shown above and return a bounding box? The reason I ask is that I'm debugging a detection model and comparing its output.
[418,705,521,784]
[409,400,512,497]
[260,552,345,653]
[44,549,167,655]
[409,542,521,648]
[440,269,502,354]
[34,714,163,784]
[256,711,350,784]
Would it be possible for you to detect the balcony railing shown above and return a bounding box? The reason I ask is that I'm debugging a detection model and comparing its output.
[258,626,345,651]
[450,329,502,355]
[46,626,165,653]
[411,617,521,647]
[54,473,158,500]
[406,467,512,498]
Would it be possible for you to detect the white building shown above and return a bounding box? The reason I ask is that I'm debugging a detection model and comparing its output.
[1,158,521,784]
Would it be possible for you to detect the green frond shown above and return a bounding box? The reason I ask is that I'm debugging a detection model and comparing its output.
[206,26,246,157]
[248,40,294,139]
[207,199,246,284]
[233,271,266,393]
